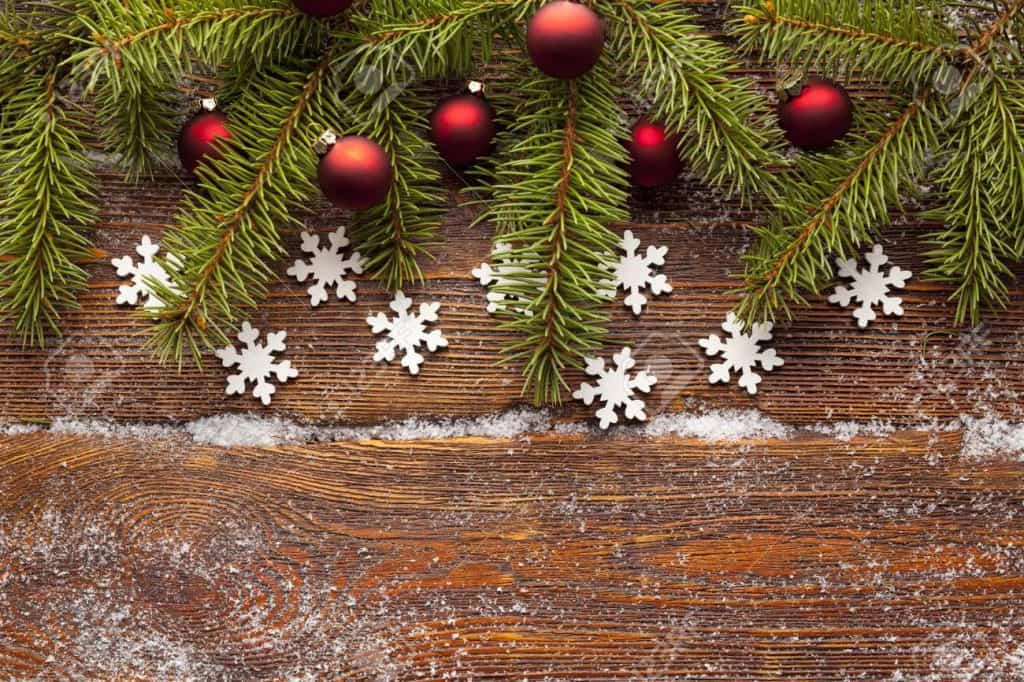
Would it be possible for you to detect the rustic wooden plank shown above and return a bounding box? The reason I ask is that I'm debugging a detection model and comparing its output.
[2,167,1023,425]
[1,430,1021,679]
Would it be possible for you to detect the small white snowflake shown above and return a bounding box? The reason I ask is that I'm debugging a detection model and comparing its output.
[286,227,364,307]
[471,242,543,316]
[828,244,911,328]
[367,291,448,375]
[572,347,657,430]
[699,312,784,395]
[609,229,672,315]
[111,235,181,310]
[215,322,298,406]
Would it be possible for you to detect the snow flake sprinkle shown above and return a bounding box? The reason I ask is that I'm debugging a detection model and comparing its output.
[573,347,657,429]
[472,242,543,316]
[828,244,911,328]
[215,322,298,406]
[367,291,448,375]
[609,229,672,315]
[111,235,181,310]
[699,312,783,395]
[287,227,364,307]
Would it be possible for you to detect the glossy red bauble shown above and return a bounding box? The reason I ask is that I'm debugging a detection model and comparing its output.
[778,77,853,151]
[429,93,496,168]
[318,136,393,211]
[526,1,604,80]
[628,119,682,187]
[178,110,232,174]
[292,0,354,18]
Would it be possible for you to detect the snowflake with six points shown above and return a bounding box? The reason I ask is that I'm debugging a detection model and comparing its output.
[609,229,672,315]
[367,291,448,375]
[471,242,544,316]
[828,244,911,328]
[287,227,364,307]
[573,347,657,430]
[215,322,298,406]
[111,235,181,310]
[699,312,783,395]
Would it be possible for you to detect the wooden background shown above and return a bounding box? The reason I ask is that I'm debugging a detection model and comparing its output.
[3,4,1024,679]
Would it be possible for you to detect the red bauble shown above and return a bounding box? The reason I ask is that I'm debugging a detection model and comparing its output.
[628,119,681,187]
[318,136,393,210]
[178,110,232,174]
[292,0,353,18]
[526,1,604,79]
[429,93,496,168]
[778,77,853,151]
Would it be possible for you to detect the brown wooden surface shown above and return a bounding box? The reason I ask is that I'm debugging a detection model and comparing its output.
[3,6,1024,677]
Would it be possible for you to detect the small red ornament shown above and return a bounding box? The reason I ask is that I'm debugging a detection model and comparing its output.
[178,101,232,174]
[526,1,604,80]
[317,134,393,210]
[628,119,681,187]
[429,84,496,168]
[292,0,353,18]
[778,77,853,151]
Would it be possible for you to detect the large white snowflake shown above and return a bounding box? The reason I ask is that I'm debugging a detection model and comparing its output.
[286,227,364,307]
[572,347,657,429]
[471,242,543,316]
[111,235,181,310]
[699,312,784,395]
[367,291,448,375]
[609,229,672,315]
[828,244,911,328]
[215,322,298,406]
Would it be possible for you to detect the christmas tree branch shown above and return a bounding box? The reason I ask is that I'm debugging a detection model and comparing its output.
[738,96,936,322]
[481,63,628,404]
[735,0,957,87]
[148,54,334,366]
[605,0,783,200]
[0,72,96,347]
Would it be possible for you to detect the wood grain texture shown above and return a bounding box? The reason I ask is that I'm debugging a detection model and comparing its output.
[1,429,1022,680]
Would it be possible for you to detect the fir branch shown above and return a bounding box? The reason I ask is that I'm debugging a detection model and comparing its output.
[0,72,96,347]
[481,63,628,404]
[735,0,958,87]
[605,0,783,200]
[148,54,334,366]
[738,95,937,322]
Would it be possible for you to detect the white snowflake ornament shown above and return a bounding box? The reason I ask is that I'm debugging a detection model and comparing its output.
[609,230,672,315]
[828,244,911,328]
[111,235,181,310]
[699,312,784,395]
[367,291,448,375]
[472,242,543,316]
[572,347,657,430]
[287,227,364,307]
[215,322,298,406]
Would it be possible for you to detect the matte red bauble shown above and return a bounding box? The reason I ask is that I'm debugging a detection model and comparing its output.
[292,0,353,18]
[778,77,853,151]
[429,93,496,168]
[526,1,604,79]
[628,119,681,187]
[318,136,393,210]
[178,110,231,174]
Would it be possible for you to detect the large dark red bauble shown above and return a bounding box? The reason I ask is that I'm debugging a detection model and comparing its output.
[628,119,681,187]
[292,0,353,18]
[778,77,853,151]
[526,1,604,79]
[318,136,393,210]
[178,110,231,174]
[429,93,496,168]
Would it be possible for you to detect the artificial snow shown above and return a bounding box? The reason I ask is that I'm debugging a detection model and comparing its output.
[828,244,911,328]
[644,408,792,441]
